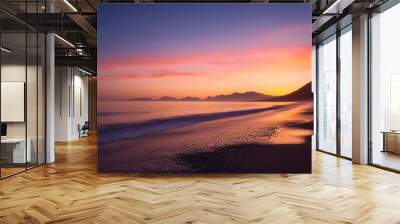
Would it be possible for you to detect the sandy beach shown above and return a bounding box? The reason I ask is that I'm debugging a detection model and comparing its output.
[98,100,313,173]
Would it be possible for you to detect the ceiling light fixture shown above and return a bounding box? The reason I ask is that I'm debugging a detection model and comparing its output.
[323,0,341,14]
[78,67,93,76]
[322,0,354,15]
[1,47,11,53]
[63,0,78,12]
[76,48,85,55]
[54,34,75,48]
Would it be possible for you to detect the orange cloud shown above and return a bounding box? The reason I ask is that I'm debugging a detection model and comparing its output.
[98,70,203,81]
[99,44,310,82]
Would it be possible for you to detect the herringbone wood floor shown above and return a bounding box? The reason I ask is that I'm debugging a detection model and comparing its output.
[1,135,400,224]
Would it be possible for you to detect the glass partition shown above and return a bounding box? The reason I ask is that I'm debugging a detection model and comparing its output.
[339,27,352,158]
[0,2,46,179]
[370,3,400,171]
[317,35,337,154]
[0,31,27,177]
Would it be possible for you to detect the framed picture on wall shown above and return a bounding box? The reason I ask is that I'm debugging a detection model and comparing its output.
[97,4,313,173]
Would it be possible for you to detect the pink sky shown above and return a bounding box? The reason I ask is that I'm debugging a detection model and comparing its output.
[99,46,310,99]
[98,9,311,100]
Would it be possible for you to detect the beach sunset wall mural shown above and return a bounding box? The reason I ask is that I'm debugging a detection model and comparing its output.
[98,4,313,173]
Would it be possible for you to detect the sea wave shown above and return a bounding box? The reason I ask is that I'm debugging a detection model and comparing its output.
[98,105,285,144]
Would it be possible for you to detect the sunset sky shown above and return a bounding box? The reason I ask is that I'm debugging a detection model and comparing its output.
[98,4,311,100]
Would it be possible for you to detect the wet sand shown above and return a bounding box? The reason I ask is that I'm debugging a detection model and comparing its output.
[98,100,313,173]
[177,140,311,173]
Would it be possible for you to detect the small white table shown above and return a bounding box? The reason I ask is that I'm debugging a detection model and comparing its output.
[1,138,31,163]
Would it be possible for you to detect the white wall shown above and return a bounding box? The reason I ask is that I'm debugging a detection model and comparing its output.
[55,66,70,141]
[72,73,89,138]
[55,67,89,141]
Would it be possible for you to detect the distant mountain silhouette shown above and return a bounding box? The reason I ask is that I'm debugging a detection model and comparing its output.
[206,91,274,102]
[159,96,177,101]
[181,96,201,101]
[129,83,312,102]
[266,82,312,102]
[129,97,153,101]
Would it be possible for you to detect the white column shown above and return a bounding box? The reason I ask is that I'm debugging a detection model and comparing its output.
[352,14,369,164]
[46,32,55,163]
[45,0,56,163]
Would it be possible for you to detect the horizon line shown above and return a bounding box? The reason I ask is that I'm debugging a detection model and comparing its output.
[99,81,311,101]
